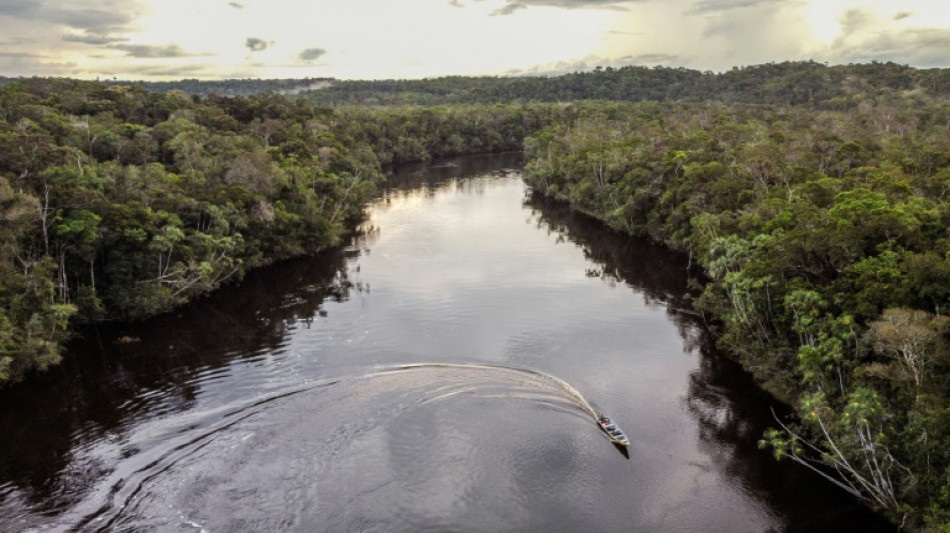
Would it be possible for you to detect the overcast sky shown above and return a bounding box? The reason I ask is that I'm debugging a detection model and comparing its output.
[1,0,949,80]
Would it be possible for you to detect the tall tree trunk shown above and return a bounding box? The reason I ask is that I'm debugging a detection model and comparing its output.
[41,184,51,255]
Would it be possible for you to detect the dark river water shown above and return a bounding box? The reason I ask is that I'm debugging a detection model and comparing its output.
[0,153,892,532]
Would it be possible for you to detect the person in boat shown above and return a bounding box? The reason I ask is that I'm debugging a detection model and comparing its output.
[599,414,627,440]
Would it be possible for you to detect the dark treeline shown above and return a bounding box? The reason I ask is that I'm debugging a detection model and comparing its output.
[0,77,333,97]
[9,60,945,107]
[331,104,568,164]
[0,78,383,383]
[300,69,695,106]
[109,78,335,97]
[301,61,950,107]
[523,89,950,528]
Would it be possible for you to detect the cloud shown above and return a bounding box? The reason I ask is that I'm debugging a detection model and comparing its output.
[0,53,80,77]
[507,52,682,76]
[492,3,527,15]
[838,7,874,34]
[487,0,634,16]
[687,0,783,15]
[299,48,327,62]
[0,0,144,34]
[107,63,215,79]
[0,51,47,59]
[0,0,38,20]
[618,52,681,64]
[694,0,794,41]
[245,37,270,52]
[672,0,813,70]
[112,44,194,58]
[63,32,129,45]
[824,26,950,68]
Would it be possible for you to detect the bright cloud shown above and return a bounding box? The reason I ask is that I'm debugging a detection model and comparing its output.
[0,0,946,80]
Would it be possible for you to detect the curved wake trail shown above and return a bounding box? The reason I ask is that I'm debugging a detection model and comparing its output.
[387,363,599,418]
[65,363,610,532]
[69,380,341,532]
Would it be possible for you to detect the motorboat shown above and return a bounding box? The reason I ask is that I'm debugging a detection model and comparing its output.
[597,414,630,447]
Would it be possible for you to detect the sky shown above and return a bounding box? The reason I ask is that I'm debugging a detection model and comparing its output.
[1,0,949,80]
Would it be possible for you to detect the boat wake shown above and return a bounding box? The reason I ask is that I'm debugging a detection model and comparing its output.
[62,363,622,532]
[382,363,599,417]
[386,364,629,449]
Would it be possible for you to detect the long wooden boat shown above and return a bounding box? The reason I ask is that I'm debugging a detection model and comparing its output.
[597,414,630,447]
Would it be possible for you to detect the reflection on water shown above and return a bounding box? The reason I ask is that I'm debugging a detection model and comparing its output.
[523,195,703,349]
[0,252,354,524]
[98,365,612,532]
[0,152,891,531]
[524,190,891,531]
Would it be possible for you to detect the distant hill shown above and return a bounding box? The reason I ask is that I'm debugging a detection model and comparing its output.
[298,61,950,108]
[0,76,333,97]
[3,61,950,106]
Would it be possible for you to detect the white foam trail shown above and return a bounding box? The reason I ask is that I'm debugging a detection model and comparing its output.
[387,363,598,418]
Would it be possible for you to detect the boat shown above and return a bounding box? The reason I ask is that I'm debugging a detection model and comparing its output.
[597,414,630,447]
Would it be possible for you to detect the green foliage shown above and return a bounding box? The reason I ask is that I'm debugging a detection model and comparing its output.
[523,93,950,528]
[292,61,950,108]
[332,104,564,164]
[0,79,386,383]
[8,61,950,528]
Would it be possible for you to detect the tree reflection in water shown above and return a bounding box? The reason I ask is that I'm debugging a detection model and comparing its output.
[0,248,353,517]
[525,191,893,531]
[0,153,893,531]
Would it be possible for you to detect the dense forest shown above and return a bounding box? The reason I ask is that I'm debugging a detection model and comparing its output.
[522,92,950,527]
[0,77,332,97]
[0,79,384,383]
[7,60,950,528]
[8,60,949,107]
[0,78,575,385]
[330,104,566,164]
[298,61,950,107]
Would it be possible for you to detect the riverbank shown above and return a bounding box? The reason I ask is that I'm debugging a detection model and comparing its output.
[0,155,890,530]
[0,79,390,384]
[522,99,950,528]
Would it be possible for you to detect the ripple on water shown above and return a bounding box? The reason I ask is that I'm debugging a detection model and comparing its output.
[63,365,626,532]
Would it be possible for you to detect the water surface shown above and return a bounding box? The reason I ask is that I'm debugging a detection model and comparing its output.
[0,153,891,531]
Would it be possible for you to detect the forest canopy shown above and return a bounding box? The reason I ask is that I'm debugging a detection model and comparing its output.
[0,77,574,384]
[0,79,382,382]
[295,61,950,107]
[521,83,950,528]
[6,60,950,529]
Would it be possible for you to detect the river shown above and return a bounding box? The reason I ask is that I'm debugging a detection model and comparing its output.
[0,153,891,531]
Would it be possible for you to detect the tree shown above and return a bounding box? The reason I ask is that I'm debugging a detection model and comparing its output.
[868,308,950,391]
